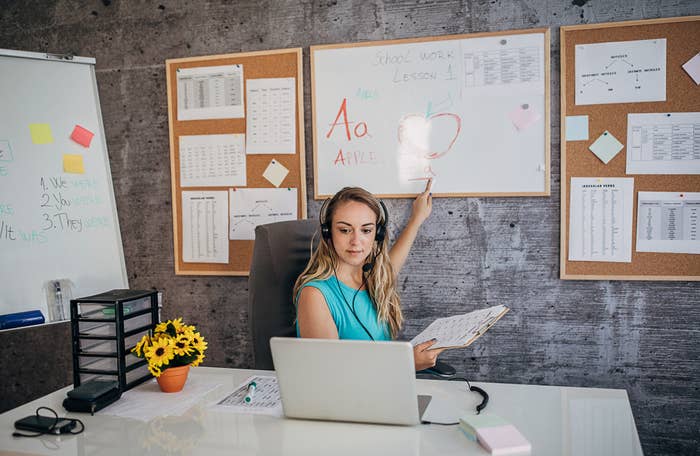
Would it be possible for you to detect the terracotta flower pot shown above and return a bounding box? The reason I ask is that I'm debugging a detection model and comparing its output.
[156,365,190,393]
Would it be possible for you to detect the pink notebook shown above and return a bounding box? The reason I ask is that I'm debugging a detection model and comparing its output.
[476,424,531,455]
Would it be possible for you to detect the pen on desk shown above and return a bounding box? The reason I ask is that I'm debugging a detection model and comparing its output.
[244,381,257,403]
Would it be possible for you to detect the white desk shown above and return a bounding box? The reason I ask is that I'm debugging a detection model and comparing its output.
[1,367,643,456]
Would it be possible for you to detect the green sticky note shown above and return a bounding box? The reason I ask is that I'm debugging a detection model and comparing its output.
[589,130,624,164]
[29,123,54,144]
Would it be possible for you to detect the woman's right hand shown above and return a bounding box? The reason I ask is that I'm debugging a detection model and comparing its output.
[409,178,433,226]
[413,338,446,371]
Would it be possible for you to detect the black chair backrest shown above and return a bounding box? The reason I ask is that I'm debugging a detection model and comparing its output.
[248,219,318,369]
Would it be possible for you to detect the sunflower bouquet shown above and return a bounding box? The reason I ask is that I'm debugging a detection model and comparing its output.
[131,318,208,377]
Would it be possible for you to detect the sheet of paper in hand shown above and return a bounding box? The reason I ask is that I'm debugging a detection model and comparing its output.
[410,305,509,350]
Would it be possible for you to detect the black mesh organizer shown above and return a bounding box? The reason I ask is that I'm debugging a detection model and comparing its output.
[70,289,158,392]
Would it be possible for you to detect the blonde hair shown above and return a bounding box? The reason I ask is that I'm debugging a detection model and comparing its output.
[293,187,403,338]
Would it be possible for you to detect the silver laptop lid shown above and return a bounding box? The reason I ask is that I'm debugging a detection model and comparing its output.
[270,337,421,425]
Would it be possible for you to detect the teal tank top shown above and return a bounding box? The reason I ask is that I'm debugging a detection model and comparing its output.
[296,277,390,341]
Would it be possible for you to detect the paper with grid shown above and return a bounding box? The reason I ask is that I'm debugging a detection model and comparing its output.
[410,305,509,349]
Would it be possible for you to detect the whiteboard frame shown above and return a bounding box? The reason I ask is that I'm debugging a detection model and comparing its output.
[310,28,551,199]
[0,48,128,324]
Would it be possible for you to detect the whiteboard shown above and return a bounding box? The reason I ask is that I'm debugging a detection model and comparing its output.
[311,30,550,197]
[0,49,128,319]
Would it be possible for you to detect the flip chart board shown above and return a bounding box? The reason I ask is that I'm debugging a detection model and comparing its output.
[311,28,550,198]
[0,49,128,319]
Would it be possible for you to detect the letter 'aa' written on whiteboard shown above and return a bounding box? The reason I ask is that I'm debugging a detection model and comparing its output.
[181,191,229,263]
[569,178,634,263]
[179,134,246,187]
[636,192,700,254]
[575,39,666,105]
[229,188,297,240]
[177,64,245,120]
[246,78,296,154]
[626,112,700,174]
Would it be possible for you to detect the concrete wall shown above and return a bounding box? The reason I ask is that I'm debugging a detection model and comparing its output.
[1,1,699,454]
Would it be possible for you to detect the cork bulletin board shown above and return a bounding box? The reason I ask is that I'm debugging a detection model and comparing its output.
[166,49,306,275]
[560,17,700,280]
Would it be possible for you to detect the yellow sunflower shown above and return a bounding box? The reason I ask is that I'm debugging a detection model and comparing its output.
[170,317,185,332]
[190,332,208,354]
[180,324,196,334]
[172,333,195,357]
[144,337,175,367]
[131,335,150,357]
[154,321,169,333]
[148,363,162,377]
[154,317,184,334]
[191,352,205,367]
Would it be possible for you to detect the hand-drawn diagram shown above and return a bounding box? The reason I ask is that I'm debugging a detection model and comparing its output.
[397,106,462,182]
[229,188,297,240]
[575,39,666,105]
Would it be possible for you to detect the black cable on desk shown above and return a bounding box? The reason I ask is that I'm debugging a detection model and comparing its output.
[421,377,490,426]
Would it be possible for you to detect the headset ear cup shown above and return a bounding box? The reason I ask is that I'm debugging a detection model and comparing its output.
[375,200,388,243]
[319,198,331,240]
[375,224,386,243]
[321,223,331,240]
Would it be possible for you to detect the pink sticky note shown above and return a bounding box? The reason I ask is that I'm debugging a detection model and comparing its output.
[682,52,700,85]
[70,125,94,148]
[508,104,541,132]
[477,424,532,455]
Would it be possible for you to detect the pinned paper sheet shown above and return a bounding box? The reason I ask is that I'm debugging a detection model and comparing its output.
[566,115,589,141]
[589,131,624,164]
[229,187,297,240]
[262,159,289,187]
[70,125,95,147]
[508,104,540,131]
[682,52,700,85]
[29,123,53,144]
[63,154,85,174]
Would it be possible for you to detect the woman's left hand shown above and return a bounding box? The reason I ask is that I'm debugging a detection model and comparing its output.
[413,338,447,371]
[409,178,433,225]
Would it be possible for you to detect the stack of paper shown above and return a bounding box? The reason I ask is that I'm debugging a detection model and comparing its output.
[459,413,531,455]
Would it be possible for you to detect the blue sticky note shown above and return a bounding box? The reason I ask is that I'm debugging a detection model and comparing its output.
[566,115,589,141]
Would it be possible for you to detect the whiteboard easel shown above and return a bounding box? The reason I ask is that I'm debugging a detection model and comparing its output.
[0,49,128,320]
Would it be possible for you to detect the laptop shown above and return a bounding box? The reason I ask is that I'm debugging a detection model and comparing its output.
[270,337,431,425]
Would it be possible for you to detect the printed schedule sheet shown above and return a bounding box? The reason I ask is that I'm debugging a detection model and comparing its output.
[636,192,700,254]
[569,178,634,262]
[626,112,700,174]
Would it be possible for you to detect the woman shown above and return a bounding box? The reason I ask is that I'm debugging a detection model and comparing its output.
[294,179,445,371]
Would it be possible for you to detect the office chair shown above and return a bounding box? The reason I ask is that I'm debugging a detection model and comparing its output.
[248,219,455,378]
[248,219,318,370]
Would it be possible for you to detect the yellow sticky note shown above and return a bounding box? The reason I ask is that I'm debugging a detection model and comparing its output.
[29,123,54,144]
[63,154,85,174]
[262,159,290,187]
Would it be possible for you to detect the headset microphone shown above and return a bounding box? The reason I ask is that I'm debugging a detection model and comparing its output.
[362,262,373,273]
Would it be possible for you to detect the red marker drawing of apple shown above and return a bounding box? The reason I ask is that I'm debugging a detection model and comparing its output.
[397,112,461,160]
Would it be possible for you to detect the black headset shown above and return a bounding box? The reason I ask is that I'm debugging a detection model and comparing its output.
[319,196,389,243]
